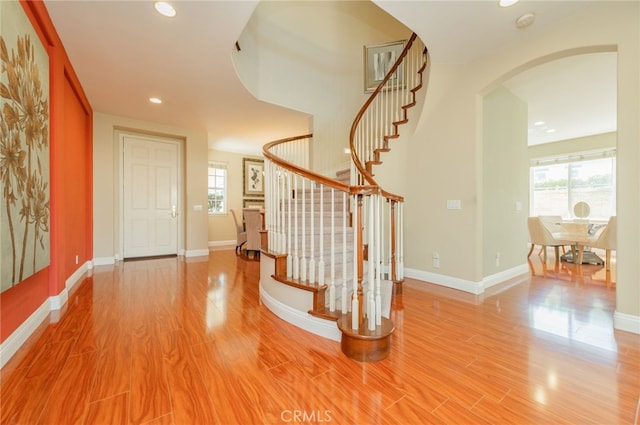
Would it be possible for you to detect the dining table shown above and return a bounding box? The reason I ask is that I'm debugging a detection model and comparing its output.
[552,221,605,265]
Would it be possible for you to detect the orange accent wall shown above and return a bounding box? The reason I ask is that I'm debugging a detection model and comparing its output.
[0,1,92,343]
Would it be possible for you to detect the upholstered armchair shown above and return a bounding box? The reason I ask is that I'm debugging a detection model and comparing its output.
[527,216,568,263]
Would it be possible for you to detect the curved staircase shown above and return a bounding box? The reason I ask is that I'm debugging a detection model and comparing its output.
[260,34,428,361]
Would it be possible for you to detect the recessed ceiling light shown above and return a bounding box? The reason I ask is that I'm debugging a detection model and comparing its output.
[154,2,176,17]
[534,121,545,126]
[545,128,556,134]
[149,97,162,104]
[515,12,536,29]
[499,0,520,7]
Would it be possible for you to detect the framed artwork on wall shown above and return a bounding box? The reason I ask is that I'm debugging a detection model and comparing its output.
[364,40,406,93]
[0,0,51,292]
[243,158,264,197]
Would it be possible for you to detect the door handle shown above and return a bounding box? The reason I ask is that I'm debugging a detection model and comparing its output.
[171,205,178,218]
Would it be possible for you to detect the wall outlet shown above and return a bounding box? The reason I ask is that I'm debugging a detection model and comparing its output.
[495,252,501,267]
[75,255,79,265]
[432,252,440,268]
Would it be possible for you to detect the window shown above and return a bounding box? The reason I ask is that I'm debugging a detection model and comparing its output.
[530,150,616,220]
[208,162,227,214]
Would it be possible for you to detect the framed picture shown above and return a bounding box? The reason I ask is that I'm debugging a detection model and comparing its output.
[364,40,406,93]
[243,198,265,209]
[243,158,264,197]
[1,0,51,292]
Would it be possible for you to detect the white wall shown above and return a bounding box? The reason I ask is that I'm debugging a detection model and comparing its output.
[236,1,411,175]
[381,2,639,324]
[482,86,529,277]
[93,112,209,261]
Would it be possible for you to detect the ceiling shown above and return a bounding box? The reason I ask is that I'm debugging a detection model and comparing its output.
[503,52,616,146]
[43,0,613,154]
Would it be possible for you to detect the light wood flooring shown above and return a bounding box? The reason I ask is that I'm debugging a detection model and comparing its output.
[1,248,639,424]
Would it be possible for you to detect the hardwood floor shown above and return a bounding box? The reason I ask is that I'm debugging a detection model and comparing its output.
[1,248,639,424]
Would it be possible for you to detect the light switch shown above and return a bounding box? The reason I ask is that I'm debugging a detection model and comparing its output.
[193,204,203,211]
[446,200,462,210]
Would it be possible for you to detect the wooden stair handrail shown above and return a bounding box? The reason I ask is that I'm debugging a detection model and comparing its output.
[263,134,380,197]
[349,32,426,197]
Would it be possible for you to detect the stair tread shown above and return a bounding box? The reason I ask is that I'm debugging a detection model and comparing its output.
[271,274,327,292]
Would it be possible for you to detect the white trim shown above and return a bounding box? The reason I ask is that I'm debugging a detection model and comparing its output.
[49,289,68,312]
[185,249,210,258]
[208,240,235,248]
[259,283,341,342]
[50,261,90,310]
[93,256,116,266]
[405,268,484,294]
[0,299,50,369]
[1,262,91,368]
[404,263,529,295]
[614,311,640,334]
[481,264,529,291]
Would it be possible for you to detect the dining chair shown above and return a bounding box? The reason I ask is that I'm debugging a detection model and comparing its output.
[527,216,568,263]
[537,215,565,255]
[243,208,263,259]
[230,208,247,255]
[590,216,616,270]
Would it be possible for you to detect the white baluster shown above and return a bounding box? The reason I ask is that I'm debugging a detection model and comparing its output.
[266,162,278,250]
[309,181,316,284]
[341,191,348,314]
[265,161,272,252]
[375,194,382,325]
[368,196,376,331]
[286,173,292,277]
[272,165,278,252]
[387,200,392,280]
[398,201,404,280]
[329,188,336,312]
[300,179,307,282]
[275,170,289,254]
[293,174,299,280]
[318,185,325,286]
[351,194,359,330]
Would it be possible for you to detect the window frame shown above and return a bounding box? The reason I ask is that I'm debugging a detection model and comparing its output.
[208,162,227,215]
[529,149,616,221]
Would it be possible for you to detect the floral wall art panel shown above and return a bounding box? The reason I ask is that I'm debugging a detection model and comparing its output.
[0,0,50,293]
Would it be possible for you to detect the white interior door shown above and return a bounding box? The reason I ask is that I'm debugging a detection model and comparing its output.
[123,135,179,258]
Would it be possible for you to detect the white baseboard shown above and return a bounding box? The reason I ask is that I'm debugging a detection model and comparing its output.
[481,264,530,291]
[404,268,484,294]
[614,310,640,334]
[404,263,529,295]
[1,261,91,369]
[93,256,116,266]
[185,248,210,258]
[0,298,50,369]
[50,261,91,310]
[208,240,235,248]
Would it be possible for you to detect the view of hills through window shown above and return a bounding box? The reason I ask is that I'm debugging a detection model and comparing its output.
[531,155,616,220]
